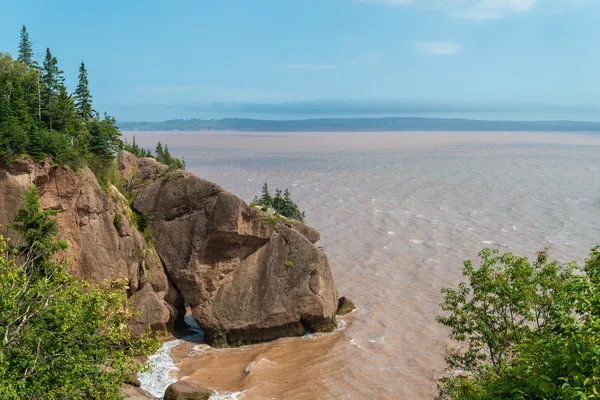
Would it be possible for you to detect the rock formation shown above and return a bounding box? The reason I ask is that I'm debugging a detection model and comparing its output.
[164,381,214,400]
[0,152,341,346]
[0,157,175,337]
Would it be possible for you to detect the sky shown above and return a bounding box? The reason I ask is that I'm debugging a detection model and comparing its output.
[1,0,599,122]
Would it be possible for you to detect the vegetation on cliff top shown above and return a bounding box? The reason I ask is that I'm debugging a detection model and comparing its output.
[0,25,184,171]
[251,182,306,222]
[437,247,600,399]
[0,188,159,399]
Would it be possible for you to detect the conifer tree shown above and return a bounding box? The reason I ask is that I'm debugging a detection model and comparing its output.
[260,182,272,207]
[155,142,164,160]
[54,86,79,133]
[26,124,45,162]
[42,48,63,130]
[89,132,113,159]
[74,62,93,121]
[17,25,33,66]
[273,189,284,211]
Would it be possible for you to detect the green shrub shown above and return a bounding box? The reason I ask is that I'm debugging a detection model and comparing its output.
[0,188,159,399]
[285,255,294,269]
[436,247,600,400]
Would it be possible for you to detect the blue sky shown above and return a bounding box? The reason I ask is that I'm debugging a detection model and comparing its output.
[1,0,598,121]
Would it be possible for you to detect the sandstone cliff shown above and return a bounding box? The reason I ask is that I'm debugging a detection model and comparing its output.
[0,153,340,346]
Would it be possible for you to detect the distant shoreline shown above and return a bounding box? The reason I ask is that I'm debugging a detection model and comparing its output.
[118,117,600,133]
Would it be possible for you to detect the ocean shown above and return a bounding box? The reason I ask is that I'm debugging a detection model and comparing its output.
[126,130,600,399]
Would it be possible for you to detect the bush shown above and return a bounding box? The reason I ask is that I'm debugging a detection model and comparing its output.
[436,247,600,400]
[251,183,306,222]
[0,188,158,399]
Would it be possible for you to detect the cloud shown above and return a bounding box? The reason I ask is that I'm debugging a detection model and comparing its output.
[450,0,537,20]
[275,64,337,69]
[413,41,462,55]
[362,0,538,19]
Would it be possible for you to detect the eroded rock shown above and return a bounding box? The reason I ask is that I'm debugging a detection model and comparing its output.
[131,160,338,346]
[164,381,214,400]
[337,296,356,315]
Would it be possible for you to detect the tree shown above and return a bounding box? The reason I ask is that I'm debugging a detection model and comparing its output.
[74,62,93,121]
[155,141,164,160]
[436,247,600,400]
[251,184,305,222]
[272,189,284,211]
[17,25,33,66]
[0,188,159,399]
[26,124,45,162]
[89,129,114,159]
[259,182,272,207]
[53,85,80,133]
[41,48,63,130]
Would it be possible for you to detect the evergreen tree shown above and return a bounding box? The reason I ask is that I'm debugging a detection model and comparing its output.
[260,182,272,207]
[155,141,164,160]
[41,48,63,130]
[53,85,80,133]
[88,119,115,159]
[272,189,284,211]
[17,25,33,66]
[26,124,45,162]
[74,61,93,121]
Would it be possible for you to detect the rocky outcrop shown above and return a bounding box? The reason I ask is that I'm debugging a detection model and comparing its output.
[129,157,339,346]
[336,297,356,315]
[164,381,214,400]
[0,157,177,337]
[0,153,341,346]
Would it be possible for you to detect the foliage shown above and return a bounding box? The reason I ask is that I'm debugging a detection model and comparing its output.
[17,26,33,67]
[251,183,306,222]
[1,26,185,176]
[285,255,294,269]
[74,62,93,122]
[154,141,185,169]
[436,247,600,400]
[122,136,152,158]
[0,188,159,399]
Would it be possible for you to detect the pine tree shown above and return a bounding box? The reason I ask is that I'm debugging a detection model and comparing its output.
[272,189,284,212]
[89,132,113,159]
[88,120,115,159]
[17,26,33,66]
[42,48,63,130]
[26,124,45,162]
[74,62,93,121]
[54,86,79,133]
[155,142,164,161]
[260,182,272,207]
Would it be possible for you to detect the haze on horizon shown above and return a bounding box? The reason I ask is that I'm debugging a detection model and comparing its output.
[2,0,598,122]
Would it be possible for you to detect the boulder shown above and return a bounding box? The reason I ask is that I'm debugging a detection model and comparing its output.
[164,381,214,400]
[336,296,356,315]
[132,164,339,346]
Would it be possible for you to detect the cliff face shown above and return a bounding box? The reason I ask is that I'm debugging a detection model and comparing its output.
[0,157,177,337]
[0,153,339,346]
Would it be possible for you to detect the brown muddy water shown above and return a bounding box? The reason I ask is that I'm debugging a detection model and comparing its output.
[127,131,600,400]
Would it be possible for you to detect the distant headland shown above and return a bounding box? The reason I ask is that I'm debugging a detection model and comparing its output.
[118,117,600,133]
